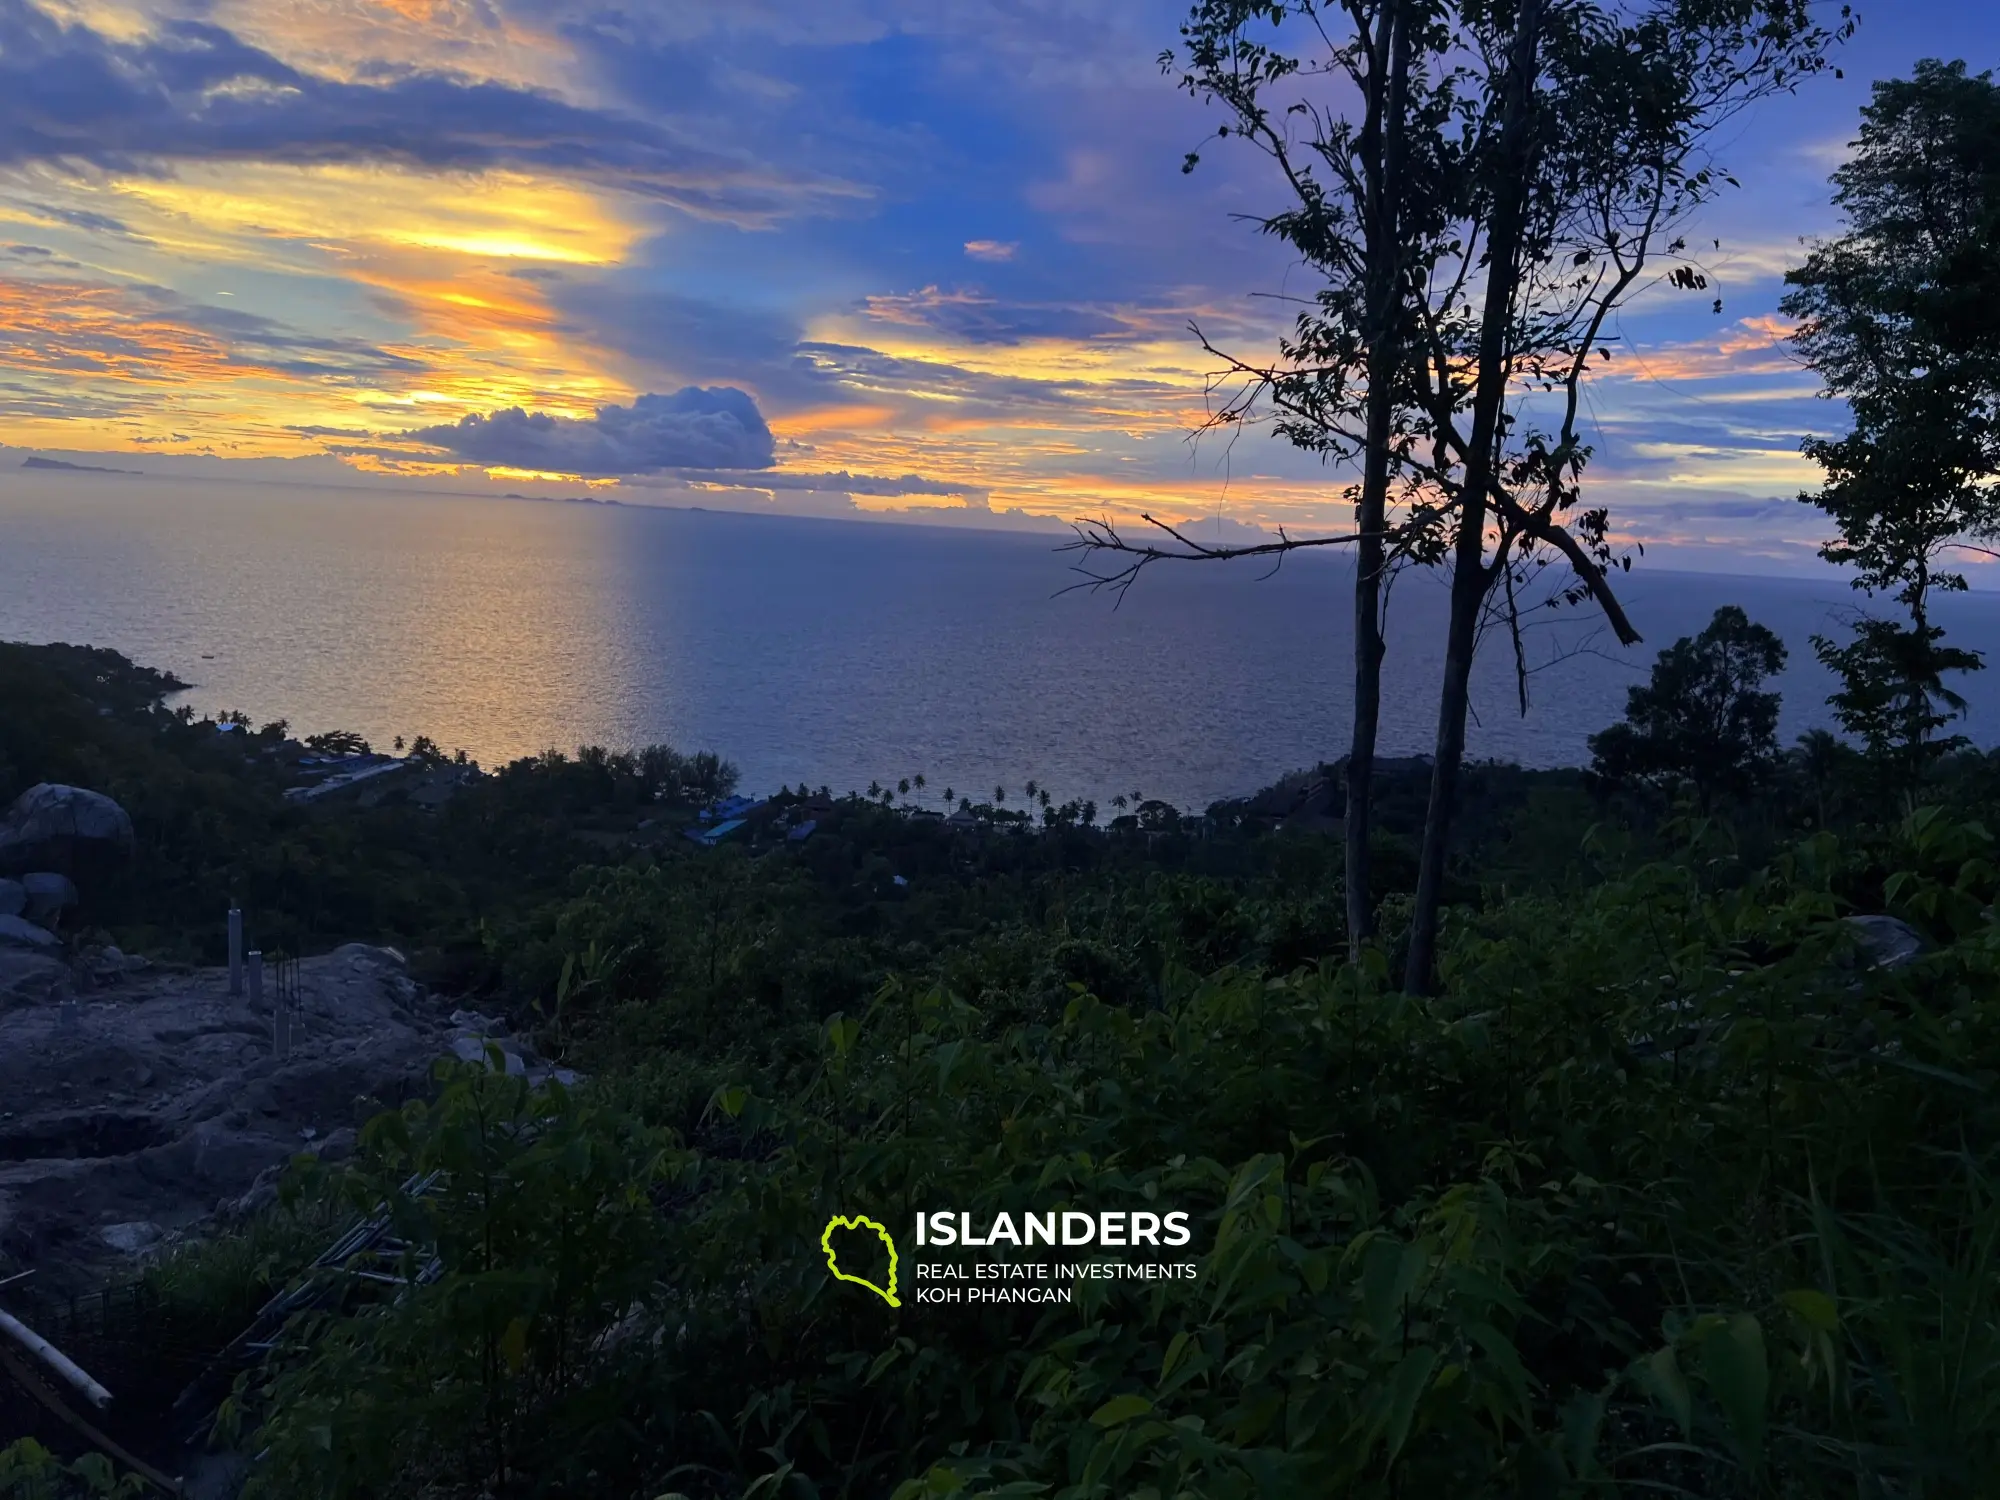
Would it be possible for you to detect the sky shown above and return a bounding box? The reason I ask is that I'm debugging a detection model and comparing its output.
[0,0,1994,574]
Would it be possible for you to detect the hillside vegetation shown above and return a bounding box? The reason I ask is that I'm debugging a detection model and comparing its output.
[1,634,1998,1498]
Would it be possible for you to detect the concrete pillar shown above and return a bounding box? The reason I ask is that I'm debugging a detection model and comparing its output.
[228,908,244,997]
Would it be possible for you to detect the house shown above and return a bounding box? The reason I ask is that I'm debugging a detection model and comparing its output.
[684,817,747,848]
[786,819,818,843]
[282,756,413,803]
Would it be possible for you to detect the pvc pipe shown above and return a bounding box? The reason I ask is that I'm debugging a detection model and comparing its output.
[0,1305,113,1409]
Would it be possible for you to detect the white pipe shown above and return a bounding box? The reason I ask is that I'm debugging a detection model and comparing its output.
[0,1305,113,1409]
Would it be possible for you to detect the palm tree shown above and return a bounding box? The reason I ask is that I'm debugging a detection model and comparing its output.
[898,778,911,796]
[1025,779,1039,802]
[994,785,1006,805]
[943,786,955,807]
[1112,794,1128,811]
[868,780,882,798]
[914,773,926,798]
[1038,789,1052,810]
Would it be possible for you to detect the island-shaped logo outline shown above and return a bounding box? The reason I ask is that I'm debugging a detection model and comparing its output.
[821,1213,901,1307]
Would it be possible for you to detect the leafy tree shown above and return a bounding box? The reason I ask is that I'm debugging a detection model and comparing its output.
[1790,726,1851,827]
[1588,606,1787,805]
[1813,616,1982,775]
[1083,0,1847,992]
[1784,60,2000,786]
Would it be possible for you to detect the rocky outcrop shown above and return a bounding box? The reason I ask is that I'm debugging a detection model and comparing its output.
[0,784,134,875]
[0,915,59,952]
[1844,914,1926,972]
[0,949,68,1007]
[0,944,471,1292]
[0,878,22,918]
[20,873,77,927]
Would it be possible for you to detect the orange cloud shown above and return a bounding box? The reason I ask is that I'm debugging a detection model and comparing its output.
[1603,314,1805,384]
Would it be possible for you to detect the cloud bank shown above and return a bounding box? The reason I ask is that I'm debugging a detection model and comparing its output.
[405,387,777,474]
[0,0,853,222]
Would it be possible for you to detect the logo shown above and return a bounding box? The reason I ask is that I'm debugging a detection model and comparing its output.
[821,1214,901,1307]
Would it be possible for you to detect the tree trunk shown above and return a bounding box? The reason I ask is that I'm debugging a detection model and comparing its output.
[1345,0,1411,960]
[1404,0,1543,996]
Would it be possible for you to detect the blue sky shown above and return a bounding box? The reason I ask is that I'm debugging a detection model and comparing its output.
[0,0,1992,575]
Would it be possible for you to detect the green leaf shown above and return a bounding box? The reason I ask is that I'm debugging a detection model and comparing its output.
[1384,1347,1440,1462]
[499,1315,530,1374]
[1701,1313,1768,1471]
[1090,1394,1154,1427]
[1638,1345,1693,1437]
[1780,1288,1838,1333]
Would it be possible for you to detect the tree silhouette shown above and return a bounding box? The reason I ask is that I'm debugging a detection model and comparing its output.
[1588,607,1787,807]
[1785,61,2000,789]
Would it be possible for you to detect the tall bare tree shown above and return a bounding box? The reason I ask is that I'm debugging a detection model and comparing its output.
[1070,0,1456,959]
[1075,0,1849,992]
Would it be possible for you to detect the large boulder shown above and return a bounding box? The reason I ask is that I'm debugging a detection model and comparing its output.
[0,914,59,951]
[20,872,77,927]
[0,878,21,917]
[1844,914,1926,972]
[0,784,134,874]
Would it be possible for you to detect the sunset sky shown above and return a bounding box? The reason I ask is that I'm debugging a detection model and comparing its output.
[1,0,1995,572]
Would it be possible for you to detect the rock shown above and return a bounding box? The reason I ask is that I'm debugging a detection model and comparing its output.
[1844,914,1926,971]
[451,1033,527,1077]
[82,944,148,983]
[0,950,69,1007]
[99,1220,162,1254]
[0,914,59,951]
[20,872,77,926]
[0,941,438,1290]
[0,879,22,918]
[0,784,134,873]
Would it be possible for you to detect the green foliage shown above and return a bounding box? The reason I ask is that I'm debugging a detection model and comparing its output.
[0,1443,145,1500]
[238,1060,677,1499]
[1787,59,2000,785]
[186,804,2000,1500]
[1588,606,1788,805]
[1813,615,1984,781]
[14,638,2000,1497]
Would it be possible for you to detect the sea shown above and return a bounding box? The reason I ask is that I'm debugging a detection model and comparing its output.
[4,475,1998,812]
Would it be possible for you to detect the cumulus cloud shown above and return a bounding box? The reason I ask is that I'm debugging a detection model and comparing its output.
[963,240,1017,262]
[0,0,857,223]
[405,387,777,474]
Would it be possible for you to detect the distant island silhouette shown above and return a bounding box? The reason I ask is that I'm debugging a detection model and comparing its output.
[22,456,142,475]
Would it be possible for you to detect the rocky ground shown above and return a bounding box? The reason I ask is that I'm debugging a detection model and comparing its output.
[0,940,558,1294]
